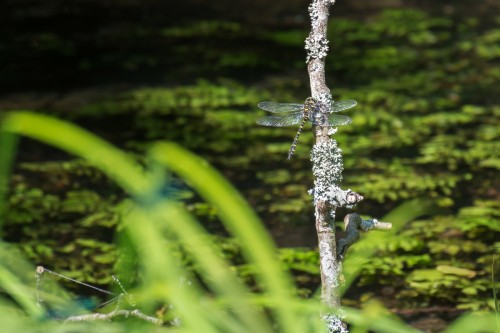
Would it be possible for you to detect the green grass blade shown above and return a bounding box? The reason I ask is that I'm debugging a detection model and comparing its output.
[121,206,231,333]
[493,254,499,330]
[0,112,276,331]
[343,306,423,333]
[0,129,18,233]
[0,244,44,318]
[442,311,498,333]
[0,111,152,197]
[0,112,230,330]
[143,200,274,333]
[149,142,302,333]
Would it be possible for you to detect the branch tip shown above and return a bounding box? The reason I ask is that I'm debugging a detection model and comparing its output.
[337,213,393,260]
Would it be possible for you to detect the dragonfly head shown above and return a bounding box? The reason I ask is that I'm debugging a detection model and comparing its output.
[304,97,318,106]
[304,97,320,117]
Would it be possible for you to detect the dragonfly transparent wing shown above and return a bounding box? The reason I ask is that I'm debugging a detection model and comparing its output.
[256,112,304,127]
[330,100,357,113]
[311,114,352,127]
[257,102,304,113]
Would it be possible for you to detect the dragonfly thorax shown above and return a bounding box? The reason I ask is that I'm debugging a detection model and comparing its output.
[303,97,319,121]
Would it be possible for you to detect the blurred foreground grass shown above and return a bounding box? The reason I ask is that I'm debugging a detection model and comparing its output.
[0,112,497,332]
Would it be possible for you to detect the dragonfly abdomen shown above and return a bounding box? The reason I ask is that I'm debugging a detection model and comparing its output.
[287,117,307,160]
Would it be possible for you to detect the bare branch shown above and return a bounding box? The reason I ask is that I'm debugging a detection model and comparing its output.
[337,213,393,261]
[64,309,163,326]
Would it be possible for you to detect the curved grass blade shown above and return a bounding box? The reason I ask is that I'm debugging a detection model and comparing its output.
[132,199,274,333]
[120,205,242,333]
[0,244,45,319]
[0,112,283,332]
[0,112,258,332]
[1,111,152,198]
[149,142,303,333]
[343,305,422,333]
[0,130,18,233]
[442,311,498,333]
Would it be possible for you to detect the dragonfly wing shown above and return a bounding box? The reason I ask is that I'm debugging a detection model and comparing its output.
[312,114,352,126]
[330,100,357,113]
[256,112,304,127]
[257,102,304,113]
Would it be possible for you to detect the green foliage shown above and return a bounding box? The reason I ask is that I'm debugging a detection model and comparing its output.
[354,200,500,311]
[279,248,320,275]
[3,112,497,333]
[3,160,121,285]
[161,21,242,38]
[0,6,499,332]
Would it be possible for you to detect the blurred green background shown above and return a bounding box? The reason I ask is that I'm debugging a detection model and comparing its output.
[0,0,499,331]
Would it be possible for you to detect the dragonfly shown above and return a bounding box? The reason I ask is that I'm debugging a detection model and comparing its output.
[256,97,356,159]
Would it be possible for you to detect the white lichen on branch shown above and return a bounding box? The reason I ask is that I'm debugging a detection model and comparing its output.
[305,34,329,63]
[305,0,336,63]
[323,313,349,333]
[309,139,362,209]
[311,139,343,188]
[316,93,334,112]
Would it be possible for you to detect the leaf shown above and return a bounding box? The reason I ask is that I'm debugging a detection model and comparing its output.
[437,265,477,278]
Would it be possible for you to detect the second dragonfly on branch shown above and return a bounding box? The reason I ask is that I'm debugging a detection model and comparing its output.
[257,97,356,159]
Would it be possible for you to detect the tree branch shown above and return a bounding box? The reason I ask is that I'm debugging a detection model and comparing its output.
[64,309,163,326]
[337,213,393,261]
[306,1,348,332]
[305,1,393,332]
